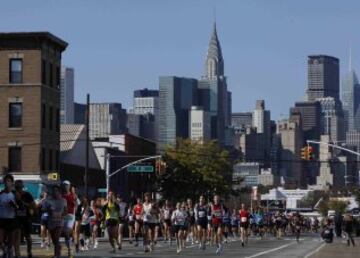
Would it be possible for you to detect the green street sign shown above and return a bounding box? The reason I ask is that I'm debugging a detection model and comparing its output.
[127,165,154,173]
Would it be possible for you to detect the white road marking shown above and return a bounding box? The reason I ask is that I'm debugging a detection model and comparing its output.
[244,242,296,258]
[303,243,326,258]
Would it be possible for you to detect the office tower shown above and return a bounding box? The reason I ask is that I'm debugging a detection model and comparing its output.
[189,106,211,142]
[232,112,253,131]
[158,76,198,149]
[317,97,345,142]
[307,55,340,101]
[342,67,360,132]
[74,102,86,124]
[252,100,271,166]
[89,103,127,139]
[290,101,321,141]
[316,135,349,189]
[130,88,159,142]
[198,22,229,145]
[0,32,67,176]
[277,113,304,188]
[133,88,159,115]
[60,66,74,124]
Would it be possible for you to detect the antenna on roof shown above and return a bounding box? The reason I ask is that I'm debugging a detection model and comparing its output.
[349,41,353,72]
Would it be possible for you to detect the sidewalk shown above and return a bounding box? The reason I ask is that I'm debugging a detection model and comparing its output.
[310,237,360,258]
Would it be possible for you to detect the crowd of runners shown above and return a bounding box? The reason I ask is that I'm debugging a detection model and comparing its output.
[1,175,356,258]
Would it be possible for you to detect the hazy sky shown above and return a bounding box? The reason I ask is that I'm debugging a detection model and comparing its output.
[1,0,359,120]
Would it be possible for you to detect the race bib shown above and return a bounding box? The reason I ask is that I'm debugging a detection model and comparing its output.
[198,211,205,218]
[241,217,248,223]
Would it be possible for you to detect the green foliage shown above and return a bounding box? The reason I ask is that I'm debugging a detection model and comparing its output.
[157,139,232,202]
[355,190,360,206]
[328,200,348,214]
[299,190,328,208]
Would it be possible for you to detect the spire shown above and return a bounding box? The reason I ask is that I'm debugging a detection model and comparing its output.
[349,42,352,72]
[204,20,224,78]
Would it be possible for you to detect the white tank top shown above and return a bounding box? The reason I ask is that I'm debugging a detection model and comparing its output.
[0,191,16,219]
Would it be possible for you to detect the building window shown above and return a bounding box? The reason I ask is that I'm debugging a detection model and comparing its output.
[41,147,46,171]
[56,108,60,132]
[42,60,47,85]
[9,59,23,84]
[55,150,59,170]
[42,104,46,129]
[9,103,22,128]
[49,106,53,130]
[8,147,21,172]
[56,66,60,89]
[49,63,53,87]
[48,149,53,171]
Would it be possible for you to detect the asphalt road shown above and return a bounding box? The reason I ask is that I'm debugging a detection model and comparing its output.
[73,234,324,258]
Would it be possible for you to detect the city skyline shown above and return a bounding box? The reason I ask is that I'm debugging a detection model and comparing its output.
[2,0,360,120]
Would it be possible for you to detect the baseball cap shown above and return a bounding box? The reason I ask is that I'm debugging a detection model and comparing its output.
[62,180,71,185]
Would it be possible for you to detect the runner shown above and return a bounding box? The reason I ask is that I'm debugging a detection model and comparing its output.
[0,174,17,258]
[207,201,213,246]
[90,199,102,249]
[61,180,77,258]
[171,202,188,254]
[274,212,283,239]
[239,203,250,247]
[116,195,127,250]
[230,209,239,238]
[292,212,302,242]
[161,199,173,245]
[194,195,209,250]
[102,191,120,253]
[142,193,158,252]
[133,197,143,247]
[78,197,93,251]
[254,207,265,239]
[210,195,224,255]
[222,206,231,243]
[127,203,135,245]
[38,191,51,249]
[13,180,36,258]
[46,185,68,258]
[186,199,196,244]
[152,202,161,247]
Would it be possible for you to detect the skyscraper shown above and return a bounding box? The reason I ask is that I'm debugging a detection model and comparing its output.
[290,101,321,141]
[158,76,198,150]
[89,103,127,139]
[60,66,74,124]
[128,88,159,142]
[189,106,211,142]
[342,68,360,132]
[307,55,340,101]
[277,113,304,188]
[317,97,345,142]
[252,100,271,166]
[198,22,229,145]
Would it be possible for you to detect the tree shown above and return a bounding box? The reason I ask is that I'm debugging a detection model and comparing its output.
[354,189,360,207]
[298,190,328,208]
[328,200,348,214]
[157,139,232,202]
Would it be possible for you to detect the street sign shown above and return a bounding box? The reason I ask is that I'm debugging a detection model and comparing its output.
[47,172,59,181]
[127,165,154,173]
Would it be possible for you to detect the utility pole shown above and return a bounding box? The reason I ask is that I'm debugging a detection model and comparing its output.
[85,94,90,196]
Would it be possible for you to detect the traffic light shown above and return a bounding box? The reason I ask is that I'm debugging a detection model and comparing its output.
[301,146,309,160]
[301,146,315,161]
[308,146,314,160]
[155,160,167,174]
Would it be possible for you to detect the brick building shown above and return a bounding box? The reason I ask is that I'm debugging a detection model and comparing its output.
[0,32,68,181]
